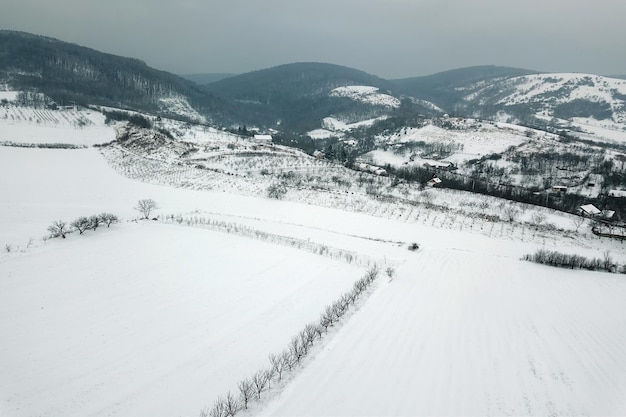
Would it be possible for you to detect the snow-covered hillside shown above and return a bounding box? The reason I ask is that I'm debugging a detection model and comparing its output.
[158,95,206,123]
[330,86,400,108]
[307,116,389,139]
[0,95,115,146]
[465,73,626,143]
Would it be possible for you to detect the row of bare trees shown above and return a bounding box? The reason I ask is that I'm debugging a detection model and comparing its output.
[45,199,158,239]
[47,213,119,238]
[201,266,380,417]
[523,249,621,273]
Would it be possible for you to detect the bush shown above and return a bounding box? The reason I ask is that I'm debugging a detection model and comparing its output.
[266,183,287,199]
[408,242,420,251]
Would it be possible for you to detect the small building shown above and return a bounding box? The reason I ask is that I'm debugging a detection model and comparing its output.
[579,204,601,217]
[608,189,626,198]
[373,168,388,176]
[601,210,616,220]
[313,150,325,159]
[253,134,272,141]
[426,177,442,187]
[551,185,567,193]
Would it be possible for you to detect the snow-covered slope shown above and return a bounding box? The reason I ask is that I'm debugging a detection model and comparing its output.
[0,96,115,146]
[158,95,206,123]
[330,86,400,108]
[465,73,626,143]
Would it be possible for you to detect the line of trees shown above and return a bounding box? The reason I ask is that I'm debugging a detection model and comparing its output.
[0,141,86,149]
[161,214,370,267]
[522,249,624,273]
[200,266,380,417]
[47,213,118,239]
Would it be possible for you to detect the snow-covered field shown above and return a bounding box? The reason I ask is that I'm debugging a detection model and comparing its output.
[1,118,626,416]
[0,223,362,417]
[0,103,115,146]
[261,241,626,416]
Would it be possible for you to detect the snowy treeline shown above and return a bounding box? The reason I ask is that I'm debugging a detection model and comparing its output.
[47,213,118,238]
[523,249,624,273]
[200,266,380,417]
[0,141,86,149]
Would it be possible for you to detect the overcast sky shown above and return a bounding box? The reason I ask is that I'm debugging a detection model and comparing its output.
[2,0,625,79]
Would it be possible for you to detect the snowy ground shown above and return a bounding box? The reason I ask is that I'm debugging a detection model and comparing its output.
[0,222,363,417]
[0,104,115,146]
[1,128,626,416]
[261,240,626,416]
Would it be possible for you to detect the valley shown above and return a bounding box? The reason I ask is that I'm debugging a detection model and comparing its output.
[1,30,626,417]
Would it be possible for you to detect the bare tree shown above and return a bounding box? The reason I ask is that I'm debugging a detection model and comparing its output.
[252,370,268,399]
[89,214,101,231]
[319,312,332,332]
[71,217,91,235]
[281,349,294,371]
[304,323,318,345]
[264,367,276,390]
[502,206,519,223]
[207,397,227,417]
[48,220,68,238]
[289,336,304,364]
[530,212,547,228]
[99,213,119,227]
[237,379,254,410]
[572,215,585,232]
[299,329,310,355]
[135,198,159,219]
[269,353,285,381]
[223,391,241,417]
[323,305,336,327]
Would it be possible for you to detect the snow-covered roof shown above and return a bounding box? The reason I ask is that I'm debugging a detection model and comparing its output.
[609,189,626,198]
[254,134,272,141]
[580,204,601,215]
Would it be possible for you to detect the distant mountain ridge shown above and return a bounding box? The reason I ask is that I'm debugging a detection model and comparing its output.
[1,30,624,138]
[180,73,236,85]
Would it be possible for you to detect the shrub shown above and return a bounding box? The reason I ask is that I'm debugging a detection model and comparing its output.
[266,183,287,199]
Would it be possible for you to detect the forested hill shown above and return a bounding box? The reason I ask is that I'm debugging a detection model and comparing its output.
[0,30,233,122]
[201,62,412,131]
[204,62,396,102]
